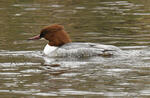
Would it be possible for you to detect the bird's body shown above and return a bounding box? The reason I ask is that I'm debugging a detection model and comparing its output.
[29,24,121,57]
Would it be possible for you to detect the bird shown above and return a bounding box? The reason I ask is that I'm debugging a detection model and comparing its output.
[28,24,121,57]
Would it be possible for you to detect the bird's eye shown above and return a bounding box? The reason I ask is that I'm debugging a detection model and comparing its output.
[40,31,47,38]
[40,33,44,38]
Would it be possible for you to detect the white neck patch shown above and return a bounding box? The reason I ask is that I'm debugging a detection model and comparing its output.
[43,44,58,55]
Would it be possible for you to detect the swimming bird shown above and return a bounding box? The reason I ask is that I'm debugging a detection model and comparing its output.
[28,24,121,57]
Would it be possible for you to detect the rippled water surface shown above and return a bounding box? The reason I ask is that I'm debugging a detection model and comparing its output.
[1,0,150,97]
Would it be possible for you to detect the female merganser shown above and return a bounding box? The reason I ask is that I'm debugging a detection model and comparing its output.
[28,24,121,57]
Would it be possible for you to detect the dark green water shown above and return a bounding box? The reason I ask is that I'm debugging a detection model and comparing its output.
[0,0,150,97]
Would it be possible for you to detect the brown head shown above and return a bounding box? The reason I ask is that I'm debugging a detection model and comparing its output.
[28,24,72,46]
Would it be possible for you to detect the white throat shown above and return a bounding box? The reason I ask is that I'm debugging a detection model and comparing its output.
[43,44,58,55]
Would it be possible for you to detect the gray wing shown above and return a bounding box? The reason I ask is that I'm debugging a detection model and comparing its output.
[52,42,121,57]
[60,42,120,51]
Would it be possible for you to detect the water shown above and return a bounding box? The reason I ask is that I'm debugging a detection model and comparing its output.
[0,0,150,97]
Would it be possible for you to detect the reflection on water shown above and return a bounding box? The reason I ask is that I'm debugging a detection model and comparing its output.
[0,0,150,97]
[0,47,150,97]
